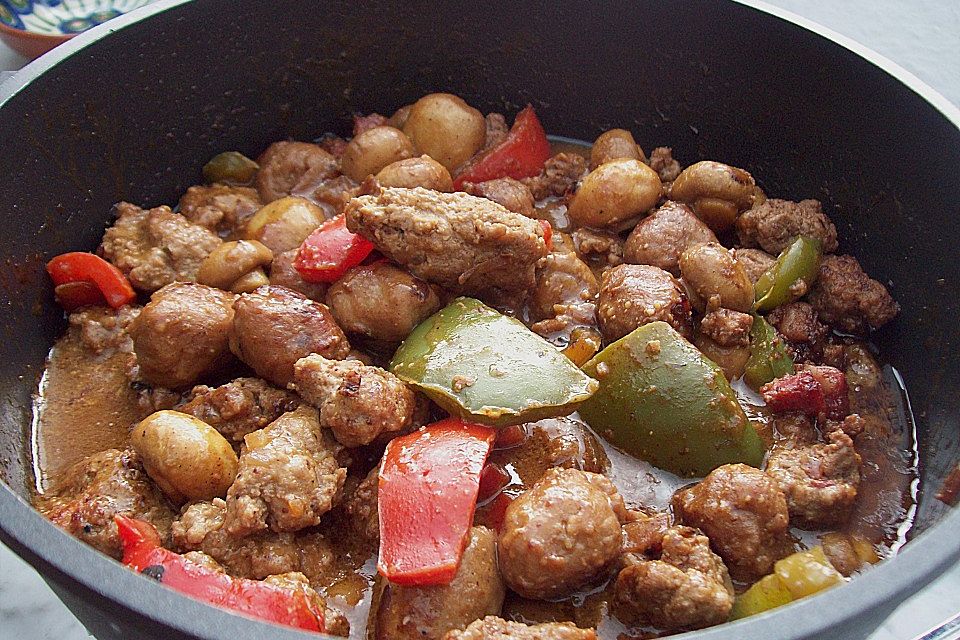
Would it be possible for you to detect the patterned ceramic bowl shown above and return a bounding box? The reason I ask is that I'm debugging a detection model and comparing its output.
[0,0,152,59]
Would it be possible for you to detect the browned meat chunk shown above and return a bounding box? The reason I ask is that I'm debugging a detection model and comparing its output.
[309,174,362,219]
[571,228,624,270]
[224,406,347,536]
[255,141,338,203]
[129,282,236,389]
[499,468,625,599]
[100,202,222,292]
[620,511,673,557]
[445,617,596,640]
[372,526,504,640]
[648,147,682,183]
[699,308,753,348]
[483,112,509,151]
[736,198,839,255]
[490,417,610,491]
[293,354,417,447]
[269,249,328,301]
[807,254,900,333]
[178,184,262,237]
[521,152,588,200]
[173,499,335,582]
[672,463,792,581]
[344,186,548,295]
[37,449,173,559]
[613,526,733,631]
[767,302,829,362]
[765,430,862,528]
[596,264,692,342]
[263,572,350,637]
[772,412,819,445]
[623,201,717,275]
[339,465,380,544]
[529,251,598,323]
[229,286,350,387]
[326,262,441,342]
[732,247,776,284]
[353,112,388,136]
[68,305,139,358]
[179,377,300,442]
[462,178,536,217]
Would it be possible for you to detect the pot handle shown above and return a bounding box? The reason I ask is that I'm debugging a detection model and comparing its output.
[913,613,960,640]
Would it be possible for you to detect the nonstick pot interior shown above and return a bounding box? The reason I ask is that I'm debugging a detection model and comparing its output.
[0,1,958,639]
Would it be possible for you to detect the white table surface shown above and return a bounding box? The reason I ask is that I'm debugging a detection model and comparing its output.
[1,1,958,639]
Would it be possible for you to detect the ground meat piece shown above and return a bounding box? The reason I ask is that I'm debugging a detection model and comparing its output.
[529,251,598,322]
[178,184,262,237]
[269,249,329,301]
[446,617,596,640]
[229,285,350,387]
[596,264,692,342]
[806,254,900,334]
[37,449,174,559]
[262,572,349,637]
[491,417,610,491]
[761,365,849,422]
[482,113,509,151]
[326,262,441,342]
[613,526,733,631]
[620,511,673,558]
[373,526,504,640]
[736,198,838,255]
[623,201,716,276]
[353,112,388,136]
[224,405,347,536]
[648,147,682,183]
[293,354,417,447]
[129,282,236,389]
[255,141,339,203]
[100,202,222,292]
[179,377,300,442]
[308,174,361,218]
[339,465,380,543]
[765,430,862,528]
[172,499,335,582]
[68,305,139,358]
[571,228,624,270]
[521,153,588,200]
[699,308,753,348]
[318,134,348,159]
[672,464,792,581]
[772,412,819,445]
[767,302,829,362]
[462,178,536,217]
[344,186,547,296]
[732,248,776,284]
[498,468,624,599]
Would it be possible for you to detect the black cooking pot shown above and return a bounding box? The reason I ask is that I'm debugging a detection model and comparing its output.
[1,1,958,638]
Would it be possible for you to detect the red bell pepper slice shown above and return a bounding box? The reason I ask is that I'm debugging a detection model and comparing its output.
[293,215,375,283]
[115,516,325,633]
[453,105,552,190]
[377,418,496,586]
[46,252,136,309]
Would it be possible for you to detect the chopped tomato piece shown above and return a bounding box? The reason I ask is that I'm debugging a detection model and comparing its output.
[477,463,512,503]
[377,418,496,586]
[760,366,848,420]
[46,252,136,309]
[294,215,375,283]
[115,516,325,632]
[539,219,553,252]
[453,105,551,190]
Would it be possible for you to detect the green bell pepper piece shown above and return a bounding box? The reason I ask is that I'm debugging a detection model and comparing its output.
[743,314,795,390]
[389,297,598,427]
[578,321,764,477]
[754,236,823,312]
[203,151,259,185]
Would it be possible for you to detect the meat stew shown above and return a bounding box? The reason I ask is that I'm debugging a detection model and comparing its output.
[31,93,916,639]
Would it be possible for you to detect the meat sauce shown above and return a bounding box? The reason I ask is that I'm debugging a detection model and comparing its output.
[29,98,920,639]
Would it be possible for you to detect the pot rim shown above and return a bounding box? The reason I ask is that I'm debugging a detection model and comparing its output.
[1,1,958,639]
